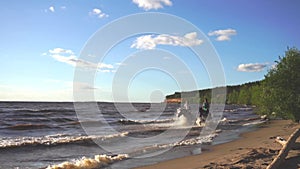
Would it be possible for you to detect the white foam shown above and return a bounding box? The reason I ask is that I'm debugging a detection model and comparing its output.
[242,120,266,126]
[135,132,218,155]
[0,132,129,148]
[46,154,128,169]
[119,118,173,124]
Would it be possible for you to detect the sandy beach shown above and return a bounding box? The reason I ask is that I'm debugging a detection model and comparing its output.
[136,120,300,169]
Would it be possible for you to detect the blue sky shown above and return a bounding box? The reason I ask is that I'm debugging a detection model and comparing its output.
[1,0,300,102]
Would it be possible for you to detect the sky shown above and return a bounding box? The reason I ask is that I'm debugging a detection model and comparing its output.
[1,0,300,102]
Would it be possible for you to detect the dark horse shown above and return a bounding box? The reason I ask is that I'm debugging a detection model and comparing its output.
[199,107,209,121]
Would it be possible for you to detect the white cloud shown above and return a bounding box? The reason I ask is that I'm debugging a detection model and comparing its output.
[131,32,203,50]
[208,29,237,41]
[133,0,172,10]
[45,48,113,72]
[49,6,55,12]
[98,63,114,69]
[89,8,108,18]
[237,63,268,72]
[49,48,74,55]
[45,6,66,13]
[115,62,125,66]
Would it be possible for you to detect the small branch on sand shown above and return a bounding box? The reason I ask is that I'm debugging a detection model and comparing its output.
[267,128,300,169]
[275,137,287,146]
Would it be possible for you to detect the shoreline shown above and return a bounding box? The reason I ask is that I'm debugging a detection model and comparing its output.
[135,120,300,169]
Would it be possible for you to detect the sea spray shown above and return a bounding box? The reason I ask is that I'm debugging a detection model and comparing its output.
[173,114,188,126]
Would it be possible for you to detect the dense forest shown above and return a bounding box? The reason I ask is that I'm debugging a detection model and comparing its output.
[166,47,300,122]
[165,80,262,105]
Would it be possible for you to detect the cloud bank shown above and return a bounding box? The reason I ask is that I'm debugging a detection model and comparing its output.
[208,29,237,41]
[237,63,267,72]
[131,32,203,50]
[133,0,172,11]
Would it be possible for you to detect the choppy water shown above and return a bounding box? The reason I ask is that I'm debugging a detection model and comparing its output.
[0,102,263,169]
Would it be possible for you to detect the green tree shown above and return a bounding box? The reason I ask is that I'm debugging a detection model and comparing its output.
[227,90,239,104]
[249,85,262,106]
[238,87,251,105]
[260,48,300,122]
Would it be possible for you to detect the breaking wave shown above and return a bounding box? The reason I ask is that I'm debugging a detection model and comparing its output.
[118,118,174,125]
[46,154,128,169]
[0,132,129,148]
[130,133,218,157]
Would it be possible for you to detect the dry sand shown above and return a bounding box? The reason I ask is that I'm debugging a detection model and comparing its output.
[135,120,300,169]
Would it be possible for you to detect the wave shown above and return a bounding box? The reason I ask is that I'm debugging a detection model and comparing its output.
[2,119,84,131]
[46,154,128,169]
[6,124,52,130]
[78,120,104,125]
[10,107,75,114]
[118,118,174,125]
[0,132,129,149]
[118,115,196,131]
[242,120,266,126]
[130,133,218,157]
[224,107,253,113]
[43,130,218,166]
[225,117,265,124]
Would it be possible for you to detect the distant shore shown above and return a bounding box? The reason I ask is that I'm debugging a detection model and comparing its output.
[135,120,300,169]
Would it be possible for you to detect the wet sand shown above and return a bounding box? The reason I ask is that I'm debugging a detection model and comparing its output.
[135,120,300,169]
